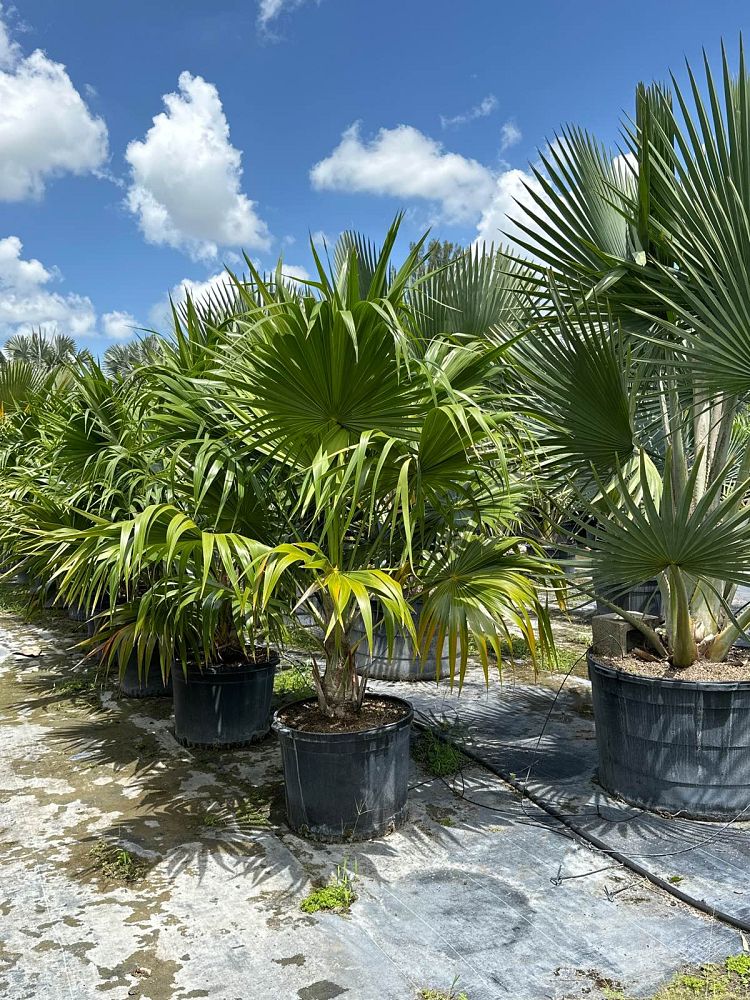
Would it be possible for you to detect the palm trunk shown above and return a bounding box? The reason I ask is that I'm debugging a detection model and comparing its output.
[670,566,697,668]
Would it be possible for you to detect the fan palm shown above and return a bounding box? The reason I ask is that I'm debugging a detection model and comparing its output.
[23,217,555,713]
[513,40,750,667]
[2,329,89,370]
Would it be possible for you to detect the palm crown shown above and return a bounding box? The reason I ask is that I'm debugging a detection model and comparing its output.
[514,41,750,667]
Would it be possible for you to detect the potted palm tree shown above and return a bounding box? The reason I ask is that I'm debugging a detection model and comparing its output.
[512,41,750,818]
[202,220,554,840]
[11,218,553,835]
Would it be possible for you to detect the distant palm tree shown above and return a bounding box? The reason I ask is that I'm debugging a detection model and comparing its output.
[103,335,164,378]
[2,330,90,371]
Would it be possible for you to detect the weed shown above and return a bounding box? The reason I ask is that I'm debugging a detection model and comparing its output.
[727,954,750,978]
[651,954,750,998]
[412,729,468,777]
[541,644,586,674]
[418,976,469,1000]
[88,841,145,883]
[498,635,530,660]
[667,874,684,885]
[300,860,357,914]
[426,804,457,828]
[0,581,33,617]
[55,672,100,698]
[274,662,315,699]
[196,784,281,831]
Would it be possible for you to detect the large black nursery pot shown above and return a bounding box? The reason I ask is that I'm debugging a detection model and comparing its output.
[116,650,172,699]
[588,651,750,820]
[351,604,462,682]
[273,694,413,841]
[172,650,279,749]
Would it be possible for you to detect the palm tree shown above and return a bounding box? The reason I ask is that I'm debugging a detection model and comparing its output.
[511,41,750,668]
[2,329,89,370]
[102,335,164,378]
[20,217,554,714]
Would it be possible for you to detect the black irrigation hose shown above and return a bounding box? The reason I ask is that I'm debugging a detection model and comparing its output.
[412,718,750,935]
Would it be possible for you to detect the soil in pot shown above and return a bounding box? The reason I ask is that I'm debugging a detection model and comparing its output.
[273,694,413,842]
[172,648,278,749]
[588,650,750,820]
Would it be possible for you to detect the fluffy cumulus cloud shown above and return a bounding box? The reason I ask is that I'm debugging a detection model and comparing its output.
[150,261,312,329]
[311,124,496,224]
[311,121,547,246]
[0,8,108,201]
[474,168,545,249]
[125,72,270,261]
[0,236,97,337]
[101,310,138,340]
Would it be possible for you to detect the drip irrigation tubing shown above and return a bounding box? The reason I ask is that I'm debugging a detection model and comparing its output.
[412,717,750,935]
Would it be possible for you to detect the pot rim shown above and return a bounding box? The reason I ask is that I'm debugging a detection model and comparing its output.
[588,648,750,691]
[272,693,413,740]
[173,648,280,678]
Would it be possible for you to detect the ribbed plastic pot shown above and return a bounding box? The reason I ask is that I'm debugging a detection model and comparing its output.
[589,651,750,820]
[595,579,662,618]
[273,695,413,841]
[117,652,172,699]
[172,652,278,749]
[351,617,462,682]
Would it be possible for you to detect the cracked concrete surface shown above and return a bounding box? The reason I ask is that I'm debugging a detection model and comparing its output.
[0,609,743,1000]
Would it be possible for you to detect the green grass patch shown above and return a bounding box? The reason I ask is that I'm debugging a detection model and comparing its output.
[605,953,750,999]
[274,662,315,699]
[0,580,46,621]
[418,978,469,1000]
[54,672,101,698]
[497,635,531,660]
[300,860,357,914]
[540,644,587,675]
[412,729,468,778]
[89,841,146,883]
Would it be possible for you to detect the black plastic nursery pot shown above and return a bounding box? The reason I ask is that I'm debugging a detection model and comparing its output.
[172,651,279,749]
[351,609,462,682]
[272,695,413,841]
[116,651,172,699]
[588,651,750,820]
[595,579,663,618]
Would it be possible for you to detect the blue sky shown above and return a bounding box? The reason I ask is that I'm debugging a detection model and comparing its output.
[0,0,748,349]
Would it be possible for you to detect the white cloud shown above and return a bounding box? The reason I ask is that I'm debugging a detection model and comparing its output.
[149,270,236,330]
[125,72,270,261]
[441,94,498,129]
[0,8,108,201]
[311,122,547,245]
[257,0,312,30]
[101,310,138,340]
[0,235,97,337]
[279,263,311,290]
[500,120,522,152]
[474,168,546,250]
[311,123,496,224]
[0,8,20,69]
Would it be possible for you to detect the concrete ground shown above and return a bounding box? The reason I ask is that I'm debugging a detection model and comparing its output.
[0,608,744,1000]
